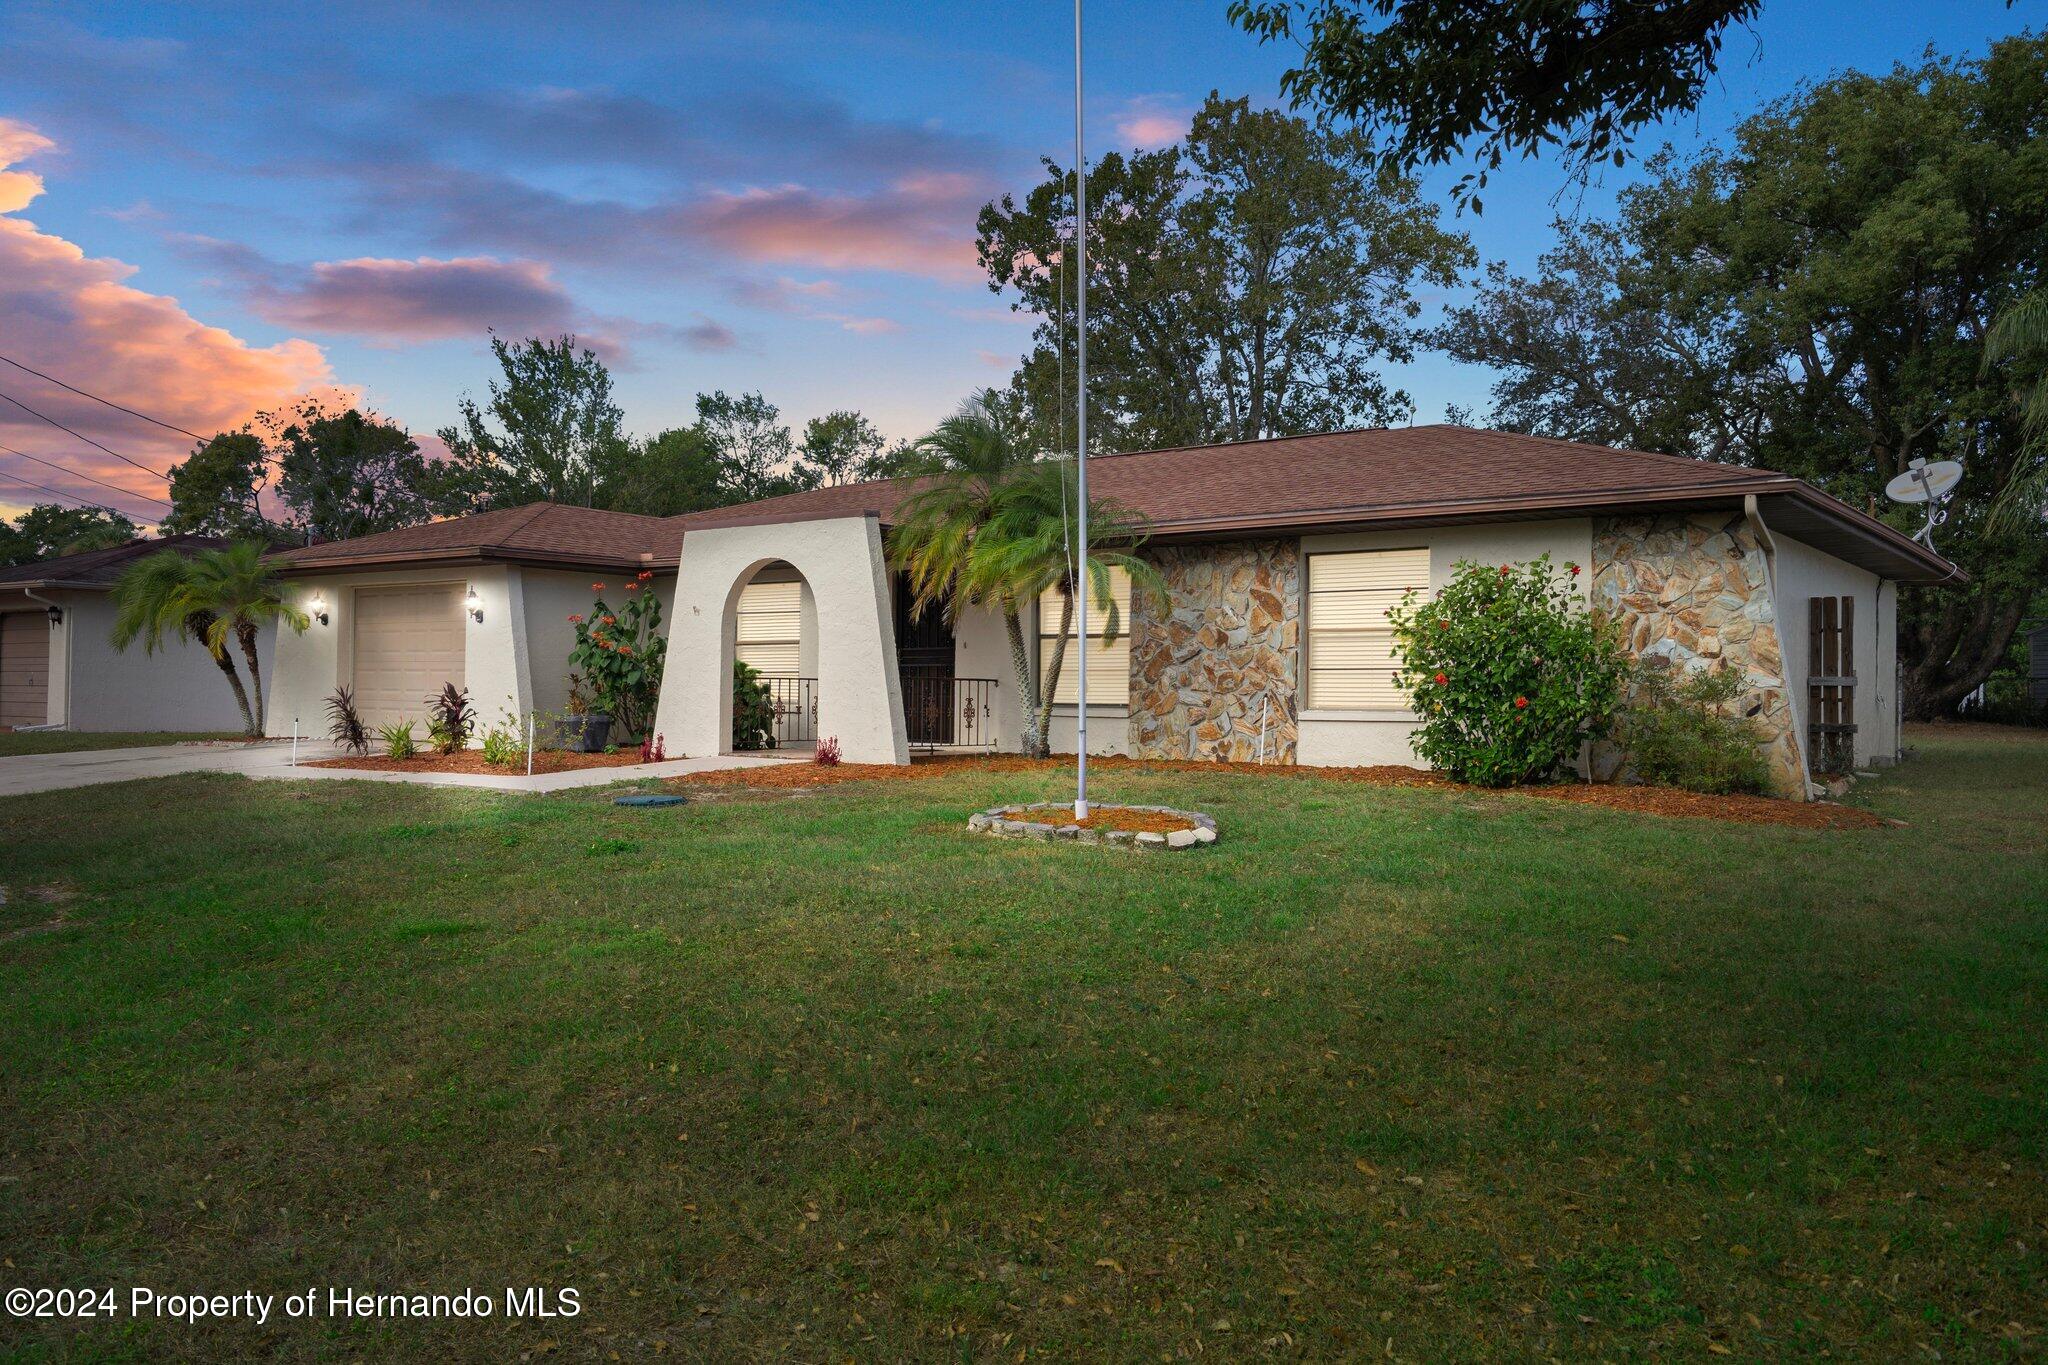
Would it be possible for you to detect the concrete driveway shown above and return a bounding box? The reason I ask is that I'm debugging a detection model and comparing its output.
[0,741,784,797]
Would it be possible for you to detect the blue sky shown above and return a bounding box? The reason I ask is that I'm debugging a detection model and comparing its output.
[0,0,2035,524]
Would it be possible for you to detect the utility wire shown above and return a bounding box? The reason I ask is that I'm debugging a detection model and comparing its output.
[0,444,173,509]
[0,468,155,525]
[0,385,173,480]
[0,352,207,442]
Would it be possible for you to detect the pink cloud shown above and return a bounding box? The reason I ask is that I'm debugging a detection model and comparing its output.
[727,274,905,335]
[0,119,342,516]
[1113,96,1191,151]
[685,181,984,282]
[235,254,579,343]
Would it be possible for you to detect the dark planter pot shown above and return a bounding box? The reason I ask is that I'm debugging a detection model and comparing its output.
[554,713,612,753]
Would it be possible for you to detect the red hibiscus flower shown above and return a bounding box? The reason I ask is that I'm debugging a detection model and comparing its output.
[637,570,654,581]
[1514,696,1528,709]
[591,582,605,592]
[568,614,583,624]
[1498,565,1511,577]
[1434,671,1448,686]
[1567,563,1581,577]
[602,615,617,625]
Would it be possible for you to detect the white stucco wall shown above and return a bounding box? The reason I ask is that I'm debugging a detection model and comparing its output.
[950,598,1032,752]
[1294,519,1594,769]
[3,591,277,732]
[1767,530,1898,767]
[652,515,907,765]
[266,565,530,739]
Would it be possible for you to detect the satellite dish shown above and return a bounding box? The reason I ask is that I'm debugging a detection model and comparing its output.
[1884,458,1963,550]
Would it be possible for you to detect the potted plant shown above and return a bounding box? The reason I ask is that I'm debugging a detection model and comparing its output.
[566,574,666,747]
[553,673,610,753]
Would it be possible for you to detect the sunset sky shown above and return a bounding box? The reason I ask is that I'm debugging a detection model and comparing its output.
[0,0,2033,526]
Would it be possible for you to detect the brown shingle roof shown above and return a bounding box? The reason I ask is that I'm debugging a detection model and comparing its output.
[275,503,677,573]
[0,533,238,590]
[666,425,1780,536]
[661,424,1955,582]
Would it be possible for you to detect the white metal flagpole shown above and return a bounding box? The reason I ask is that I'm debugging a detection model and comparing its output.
[1072,0,1090,822]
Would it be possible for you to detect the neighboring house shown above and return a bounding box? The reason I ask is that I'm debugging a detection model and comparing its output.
[266,426,1957,797]
[0,535,277,732]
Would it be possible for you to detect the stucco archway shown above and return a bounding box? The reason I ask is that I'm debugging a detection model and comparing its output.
[650,515,910,765]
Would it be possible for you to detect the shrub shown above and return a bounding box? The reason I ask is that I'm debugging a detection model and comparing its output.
[427,683,474,754]
[480,720,523,768]
[379,720,416,760]
[732,661,775,751]
[640,733,667,763]
[568,572,665,739]
[325,685,368,755]
[1389,556,1628,787]
[1614,663,1774,794]
[814,735,842,767]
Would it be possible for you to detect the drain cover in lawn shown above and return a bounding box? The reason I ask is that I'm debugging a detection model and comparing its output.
[613,793,687,808]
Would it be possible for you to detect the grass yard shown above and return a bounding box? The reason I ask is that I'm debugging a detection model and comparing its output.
[0,730,250,757]
[1,726,2043,1360]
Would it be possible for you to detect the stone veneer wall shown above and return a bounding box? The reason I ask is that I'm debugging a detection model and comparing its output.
[1128,539,1300,763]
[1592,511,1806,797]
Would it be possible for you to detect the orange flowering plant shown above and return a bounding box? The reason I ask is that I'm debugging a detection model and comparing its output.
[1388,555,1625,787]
[567,570,666,738]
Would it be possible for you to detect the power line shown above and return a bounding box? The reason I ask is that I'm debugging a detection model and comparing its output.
[0,351,207,442]
[0,468,155,525]
[0,385,173,480]
[0,443,174,509]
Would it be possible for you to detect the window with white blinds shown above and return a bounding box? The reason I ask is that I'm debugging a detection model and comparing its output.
[735,578,803,675]
[1306,548,1429,710]
[1039,566,1132,706]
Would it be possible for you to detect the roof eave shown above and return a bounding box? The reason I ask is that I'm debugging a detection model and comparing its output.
[275,546,654,576]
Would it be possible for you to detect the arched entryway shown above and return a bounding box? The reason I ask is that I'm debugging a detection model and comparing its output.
[649,515,910,766]
[729,560,818,752]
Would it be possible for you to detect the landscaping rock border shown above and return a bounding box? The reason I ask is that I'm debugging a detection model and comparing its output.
[967,801,1219,850]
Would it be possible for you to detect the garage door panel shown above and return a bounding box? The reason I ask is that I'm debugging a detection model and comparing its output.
[352,586,465,731]
[1,612,50,727]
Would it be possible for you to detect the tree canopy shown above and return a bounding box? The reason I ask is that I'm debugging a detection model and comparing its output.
[273,403,441,541]
[435,334,632,511]
[978,92,1470,452]
[0,504,137,566]
[1227,0,1762,208]
[1439,33,2048,715]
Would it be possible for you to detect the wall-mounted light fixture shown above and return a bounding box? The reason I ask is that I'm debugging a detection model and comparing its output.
[309,592,330,626]
[44,604,63,626]
[464,585,484,622]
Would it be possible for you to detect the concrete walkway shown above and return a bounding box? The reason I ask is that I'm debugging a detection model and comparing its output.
[0,740,785,797]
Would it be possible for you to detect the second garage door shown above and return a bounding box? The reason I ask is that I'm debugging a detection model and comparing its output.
[352,585,465,732]
[0,611,50,727]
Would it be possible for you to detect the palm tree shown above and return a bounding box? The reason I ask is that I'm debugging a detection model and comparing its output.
[965,460,1167,756]
[111,540,307,736]
[888,391,1048,751]
[183,541,308,734]
[1984,287,2048,534]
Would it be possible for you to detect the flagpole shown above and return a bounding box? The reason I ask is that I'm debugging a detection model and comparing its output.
[1072,0,1090,821]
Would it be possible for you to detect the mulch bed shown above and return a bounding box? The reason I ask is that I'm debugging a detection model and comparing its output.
[673,753,1887,830]
[996,804,1196,835]
[310,750,648,775]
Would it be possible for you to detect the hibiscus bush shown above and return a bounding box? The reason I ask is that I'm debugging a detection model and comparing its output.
[567,570,666,739]
[1388,555,1627,787]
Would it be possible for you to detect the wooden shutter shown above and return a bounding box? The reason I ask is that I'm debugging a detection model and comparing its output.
[1807,595,1857,774]
[1307,549,1428,709]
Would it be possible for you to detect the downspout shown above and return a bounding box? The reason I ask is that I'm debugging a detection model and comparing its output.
[21,588,69,728]
[1744,495,1813,797]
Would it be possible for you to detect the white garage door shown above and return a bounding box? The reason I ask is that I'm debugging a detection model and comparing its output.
[352,585,465,732]
[1,611,50,728]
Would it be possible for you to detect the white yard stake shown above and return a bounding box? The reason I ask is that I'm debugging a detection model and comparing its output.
[291,716,298,768]
[526,712,535,777]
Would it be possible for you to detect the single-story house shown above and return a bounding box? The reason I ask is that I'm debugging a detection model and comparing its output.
[0,534,278,732]
[265,426,1958,797]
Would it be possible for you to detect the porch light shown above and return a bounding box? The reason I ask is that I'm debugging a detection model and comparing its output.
[465,585,484,622]
[44,604,62,626]
[309,592,329,626]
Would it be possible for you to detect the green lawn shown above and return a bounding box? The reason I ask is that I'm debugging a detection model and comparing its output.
[0,730,248,756]
[1,728,2042,1360]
